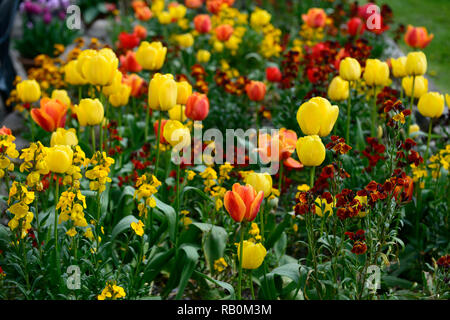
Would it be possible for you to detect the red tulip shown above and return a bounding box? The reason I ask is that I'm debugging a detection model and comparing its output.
[404,25,434,49]
[215,24,233,42]
[186,92,209,120]
[153,119,168,143]
[194,14,212,34]
[133,25,147,40]
[266,66,282,82]
[347,17,365,36]
[224,183,264,223]
[118,32,140,50]
[185,0,203,9]
[135,6,152,21]
[120,51,142,73]
[301,8,327,28]
[122,74,146,97]
[245,81,266,102]
[30,98,67,132]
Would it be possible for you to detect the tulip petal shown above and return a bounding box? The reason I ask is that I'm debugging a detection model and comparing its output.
[283,157,303,169]
[232,183,255,212]
[247,191,264,222]
[31,108,55,132]
[224,191,246,222]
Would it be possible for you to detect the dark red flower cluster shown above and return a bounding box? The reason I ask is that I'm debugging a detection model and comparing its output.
[104,120,123,157]
[396,138,423,168]
[280,50,301,89]
[326,136,352,155]
[437,255,450,269]
[27,229,42,248]
[361,137,386,172]
[335,188,362,220]
[303,41,341,86]
[341,39,372,67]
[345,229,368,254]
[214,70,250,96]
[382,99,411,128]
[191,64,209,94]
[294,189,316,216]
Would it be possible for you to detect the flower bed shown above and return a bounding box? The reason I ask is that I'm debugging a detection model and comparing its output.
[0,0,448,300]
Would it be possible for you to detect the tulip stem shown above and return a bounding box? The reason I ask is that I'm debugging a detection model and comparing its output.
[259,200,265,244]
[424,119,433,165]
[371,86,377,137]
[310,166,316,188]
[346,82,352,144]
[248,270,255,300]
[91,126,96,152]
[154,112,162,177]
[278,161,284,195]
[145,105,150,140]
[54,176,61,279]
[237,223,245,300]
[407,75,416,137]
[175,163,181,249]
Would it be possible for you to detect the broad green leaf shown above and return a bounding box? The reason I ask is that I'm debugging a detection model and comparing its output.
[111,215,139,241]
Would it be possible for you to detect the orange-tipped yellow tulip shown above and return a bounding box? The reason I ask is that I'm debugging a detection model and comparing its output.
[30,98,67,132]
[224,183,264,223]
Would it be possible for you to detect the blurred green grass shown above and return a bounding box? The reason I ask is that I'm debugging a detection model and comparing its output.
[381,0,450,93]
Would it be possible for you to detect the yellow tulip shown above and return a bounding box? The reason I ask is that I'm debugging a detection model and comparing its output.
[363,59,390,86]
[296,135,326,167]
[17,80,41,103]
[245,172,273,198]
[50,128,78,147]
[418,92,445,118]
[339,57,361,81]
[176,33,194,48]
[148,73,178,111]
[51,89,71,108]
[405,51,427,76]
[409,124,420,135]
[80,48,118,86]
[237,240,267,270]
[46,145,73,174]
[196,50,211,63]
[163,120,191,148]
[250,9,271,28]
[102,70,123,97]
[402,76,428,98]
[64,60,87,85]
[168,105,187,122]
[446,94,450,107]
[109,84,131,107]
[213,41,224,52]
[136,41,167,71]
[176,81,192,105]
[75,98,104,126]
[390,57,407,78]
[327,76,349,101]
[296,97,339,137]
[169,4,186,20]
[158,11,172,24]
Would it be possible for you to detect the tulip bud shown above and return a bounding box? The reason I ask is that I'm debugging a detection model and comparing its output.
[215,24,234,42]
[347,17,365,36]
[75,98,104,126]
[363,59,390,86]
[266,66,282,82]
[163,120,191,148]
[213,41,224,52]
[81,48,119,86]
[136,41,167,71]
[405,51,427,76]
[390,57,407,78]
[185,92,209,120]
[402,76,428,98]
[46,145,73,174]
[418,92,445,118]
[196,50,211,63]
[404,25,434,49]
[148,73,178,111]
[17,80,41,103]
[133,25,147,40]
[168,105,187,122]
[109,84,132,107]
[158,11,172,24]
[339,57,361,81]
[296,97,339,137]
[194,14,212,34]
[237,240,267,270]
[327,76,349,101]
[409,124,420,135]
[176,33,194,48]
[250,9,271,28]
[224,183,264,222]
[246,81,266,102]
[244,172,272,198]
[301,8,327,28]
[51,128,78,147]
[51,89,71,108]
[296,135,326,167]
[176,81,192,105]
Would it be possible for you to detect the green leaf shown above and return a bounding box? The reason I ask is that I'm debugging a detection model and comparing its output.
[194,271,235,299]
[154,197,176,242]
[175,245,199,300]
[111,215,139,241]
[191,223,228,271]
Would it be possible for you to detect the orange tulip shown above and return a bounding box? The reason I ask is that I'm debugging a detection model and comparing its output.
[302,8,327,28]
[122,74,146,97]
[185,0,203,9]
[224,183,264,223]
[135,6,152,21]
[194,14,212,34]
[258,128,302,169]
[404,25,434,49]
[394,176,414,202]
[153,119,168,144]
[245,81,266,102]
[133,25,147,40]
[185,92,209,120]
[215,24,234,42]
[30,98,67,132]
[120,51,142,73]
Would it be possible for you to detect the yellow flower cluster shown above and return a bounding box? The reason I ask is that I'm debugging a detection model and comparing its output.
[248,222,262,242]
[63,146,88,187]
[0,132,19,179]
[7,182,35,239]
[134,174,161,218]
[210,185,227,211]
[131,220,145,236]
[428,144,450,179]
[85,151,115,193]
[213,257,228,272]
[298,23,325,47]
[199,167,217,192]
[180,210,192,226]
[211,6,248,55]
[98,281,126,300]
[57,189,88,232]
[19,142,49,191]
[218,162,233,184]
